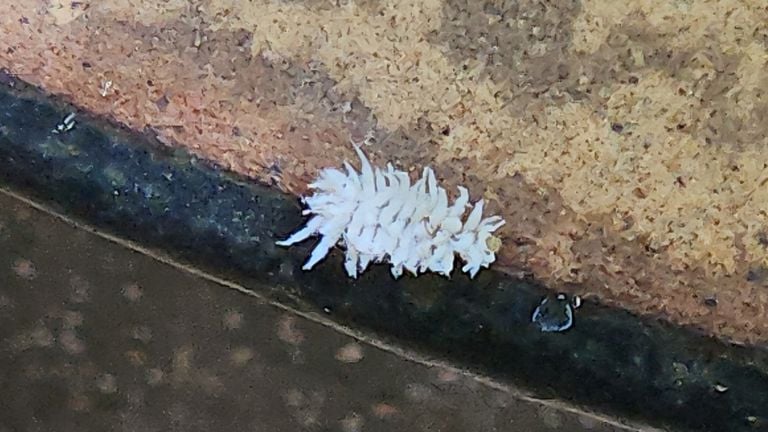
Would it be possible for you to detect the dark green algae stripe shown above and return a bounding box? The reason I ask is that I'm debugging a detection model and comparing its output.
[0,76,767,432]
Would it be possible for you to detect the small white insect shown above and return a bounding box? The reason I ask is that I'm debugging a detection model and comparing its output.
[277,146,505,279]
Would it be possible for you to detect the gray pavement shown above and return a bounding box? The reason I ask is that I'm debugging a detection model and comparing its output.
[0,190,632,432]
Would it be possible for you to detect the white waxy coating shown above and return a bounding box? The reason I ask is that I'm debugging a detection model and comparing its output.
[276,146,505,279]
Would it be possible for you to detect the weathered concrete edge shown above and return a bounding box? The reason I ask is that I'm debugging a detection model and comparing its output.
[0,76,766,432]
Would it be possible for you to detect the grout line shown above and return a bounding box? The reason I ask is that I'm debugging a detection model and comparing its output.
[0,186,657,432]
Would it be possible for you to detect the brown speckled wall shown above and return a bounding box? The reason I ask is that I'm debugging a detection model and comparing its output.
[2,0,768,345]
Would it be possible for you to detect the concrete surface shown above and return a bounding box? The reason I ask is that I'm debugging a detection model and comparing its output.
[0,191,628,431]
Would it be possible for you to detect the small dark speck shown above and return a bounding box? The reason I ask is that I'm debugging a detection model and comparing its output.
[628,75,639,84]
[82,61,92,69]
[704,297,718,307]
[154,95,170,111]
[441,126,451,136]
[611,123,624,133]
[747,267,768,283]
[19,16,29,24]
[0,69,14,86]
[237,33,252,48]
[757,231,768,247]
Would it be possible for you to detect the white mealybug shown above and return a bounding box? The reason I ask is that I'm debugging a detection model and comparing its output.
[276,146,505,279]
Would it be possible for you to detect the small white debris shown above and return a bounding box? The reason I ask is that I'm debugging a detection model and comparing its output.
[571,295,582,309]
[52,112,76,134]
[99,80,113,97]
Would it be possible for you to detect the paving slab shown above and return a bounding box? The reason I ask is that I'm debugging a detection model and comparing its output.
[0,192,625,432]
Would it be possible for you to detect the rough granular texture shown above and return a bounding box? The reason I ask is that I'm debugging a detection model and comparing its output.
[2,0,768,345]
